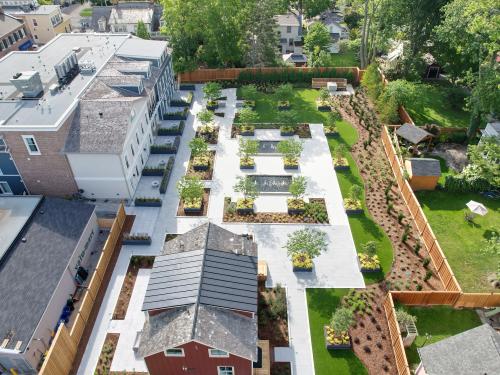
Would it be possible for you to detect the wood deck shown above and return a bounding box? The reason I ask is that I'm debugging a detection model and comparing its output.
[254,340,271,375]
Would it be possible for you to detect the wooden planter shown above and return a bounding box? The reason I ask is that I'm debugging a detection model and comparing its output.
[324,326,352,350]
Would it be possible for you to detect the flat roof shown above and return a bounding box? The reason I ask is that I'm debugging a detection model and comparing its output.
[0,197,95,351]
[0,196,42,263]
[9,5,60,15]
[0,33,130,129]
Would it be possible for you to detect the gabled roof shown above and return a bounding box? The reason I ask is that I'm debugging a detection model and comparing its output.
[396,123,433,144]
[407,158,441,177]
[274,13,300,27]
[283,53,307,63]
[418,324,500,375]
[0,11,24,38]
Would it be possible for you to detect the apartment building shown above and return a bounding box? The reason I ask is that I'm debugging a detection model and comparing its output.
[0,33,175,198]
[7,4,71,45]
[0,6,33,59]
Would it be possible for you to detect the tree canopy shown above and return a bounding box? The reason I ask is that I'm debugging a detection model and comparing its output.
[136,21,150,40]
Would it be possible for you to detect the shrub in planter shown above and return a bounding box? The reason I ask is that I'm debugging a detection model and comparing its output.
[283,157,299,169]
[325,307,354,349]
[206,100,219,111]
[240,157,255,169]
[177,176,204,213]
[158,121,185,136]
[333,144,349,170]
[244,100,256,110]
[344,185,363,214]
[280,125,295,136]
[286,228,327,272]
[189,137,208,159]
[192,154,211,171]
[122,233,152,245]
[198,109,214,127]
[278,100,290,110]
[238,138,259,166]
[292,252,313,271]
[238,107,259,124]
[287,198,306,215]
[234,175,259,214]
[203,82,222,102]
[288,176,307,214]
[358,253,381,273]
[135,197,162,207]
[236,198,255,214]
[278,139,303,165]
[324,124,338,136]
[240,124,256,136]
[183,197,203,213]
[159,157,175,194]
[142,166,164,176]
[304,201,329,223]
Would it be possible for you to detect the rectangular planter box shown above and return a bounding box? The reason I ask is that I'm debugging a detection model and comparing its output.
[360,267,382,274]
[179,84,195,90]
[278,106,290,111]
[170,100,190,107]
[135,200,162,207]
[240,164,255,170]
[151,147,177,155]
[214,112,225,117]
[325,131,339,137]
[163,114,187,120]
[280,131,294,136]
[317,105,331,112]
[284,164,299,170]
[206,104,219,111]
[142,170,164,176]
[334,165,350,171]
[237,208,254,215]
[240,130,255,136]
[288,208,305,215]
[324,326,352,350]
[184,206,203,214]
[293,266,313,272]
[122,238,152,245]
[345,208,364,215]
[193,164,209,171]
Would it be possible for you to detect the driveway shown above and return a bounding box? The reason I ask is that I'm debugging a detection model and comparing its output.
[61,1,92,31]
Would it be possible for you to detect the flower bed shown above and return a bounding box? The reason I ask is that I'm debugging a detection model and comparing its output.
[324,326,352,349]
[236,198,255,215]
[333,157,349,171]
[195,125,219,144]
[240,157,255,170]
[344,198,363,215]
[278,100,290,110]
[135,197,162,207]
[224,198,329,223]
[231,123,311,138]
[122,233,152,245]
[177,189,210,216]
[287,198,305,215]
[283,157,299,170]
[187,151,215,180]
[292,252,313,272]
[358,253,381,273]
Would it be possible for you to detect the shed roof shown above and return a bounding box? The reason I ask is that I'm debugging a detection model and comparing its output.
[418,324,500,375]
[396,124,432,144]
[407,158,441,177]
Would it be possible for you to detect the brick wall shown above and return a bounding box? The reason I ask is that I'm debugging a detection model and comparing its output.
[0,114,78,197]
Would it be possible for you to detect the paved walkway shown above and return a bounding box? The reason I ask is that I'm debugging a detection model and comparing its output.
[77,86,364,375]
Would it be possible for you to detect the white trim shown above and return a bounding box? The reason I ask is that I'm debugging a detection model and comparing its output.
[164,348,184,357]
[217,366,235,375]
[22,135,41,155]
[209,349,230,358]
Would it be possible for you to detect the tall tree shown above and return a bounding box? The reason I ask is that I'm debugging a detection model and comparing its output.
[136,21,150,40]
[304,22,331,65]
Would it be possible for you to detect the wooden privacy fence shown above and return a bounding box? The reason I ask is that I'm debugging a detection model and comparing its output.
[383,293,411,375]
[381,126,461,292]
[391,291,500,308]
[39,204,127,375]
[179,66,362,83]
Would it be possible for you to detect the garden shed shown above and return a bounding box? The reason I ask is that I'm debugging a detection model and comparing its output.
[404,158,441,191]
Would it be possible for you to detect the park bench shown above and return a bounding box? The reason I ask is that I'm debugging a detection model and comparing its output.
[312,78,348,91]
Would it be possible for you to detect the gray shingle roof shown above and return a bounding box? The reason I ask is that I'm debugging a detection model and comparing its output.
[275,13,301,27]
[407,158,441,176]
[138,223,258,361]
[418,324,500,375]
[0,198,95,351]
[396,124,433,144]
[0,12,24,38]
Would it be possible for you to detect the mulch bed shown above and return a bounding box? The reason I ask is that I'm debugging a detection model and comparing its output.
[271,363,291,375]
[112,256,155,320]
[231,123,311,138]
[94,333,119,375]
[195,127,219,144]
[223,197,329,224]
[177,189,210,216]
[186,151,215,180]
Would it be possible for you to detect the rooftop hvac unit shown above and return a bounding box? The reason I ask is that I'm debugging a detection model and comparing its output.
[54,51,80,85]
[9,71,43,98]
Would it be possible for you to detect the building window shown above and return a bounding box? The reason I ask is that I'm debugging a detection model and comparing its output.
[130,144,135,156]
[286,26,292,33]
[0,181,13,195]
[0,137,6,152]
[218,367,234,375]
[209,349,229,358]
[165,348,184,357]
[22,135,40,155]
[125,156,129,169]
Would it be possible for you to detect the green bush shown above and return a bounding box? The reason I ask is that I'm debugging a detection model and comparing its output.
[237,68,354,85]
[361,63,383,100]
[444,175,491,193]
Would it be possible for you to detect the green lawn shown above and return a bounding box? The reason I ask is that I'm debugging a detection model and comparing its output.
[307,289,368,375]
[328,121,393,284]
[80,8,93,17]
[405,82,470,128]
[327,46,359,67]
[402,306,482,369]
[416,190,500,291]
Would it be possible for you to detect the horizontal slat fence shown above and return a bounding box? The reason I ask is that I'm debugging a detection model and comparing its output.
[383,293,411,375]
[38,204,126,375]
[180,66,362,83]
[391,291,500,308]
[381,126,461,292]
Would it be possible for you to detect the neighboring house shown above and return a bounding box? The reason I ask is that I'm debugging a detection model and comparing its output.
[274,13,302,55]
[0,6,33,59]
[0,33,175,198]
[416,324,500,375]
[6,4,71,45]
[307,9,349,53]
[88,2,162,34]
[0,196,99,374]
[480,121,500,142]
[138,223,258,375]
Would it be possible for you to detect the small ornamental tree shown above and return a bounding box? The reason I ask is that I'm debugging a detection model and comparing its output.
[274,83,294,102]
[289,176,307,201]
[238,138,259,161]
[136,20,150,40]
[361,241,377,256]
[396,309,417,327]
[177,176,204,204]
[277,139,303,162]
[285,228,328,260]
[334,144,347,161]
[198,109,214,126]
[330,307,354,333]
[319,88,330,102]
[328,109,342,124]
[234,176,259,203]
[240,84,258,100]
[349,184,362,202]
[189,137,208,158]
[203,82,222,102]
[238,107,259,124]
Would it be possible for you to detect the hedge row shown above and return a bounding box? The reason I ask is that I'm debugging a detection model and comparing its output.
[444,175,491,193]
[237,68,354,85]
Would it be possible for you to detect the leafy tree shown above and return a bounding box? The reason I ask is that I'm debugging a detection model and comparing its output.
[189,137,208,158]
[136,20,151,40]
[238,138,259,160]
[284,228,328,259]
[304,22,331,60]
[277,139,303,161]
[465,138,500,187]
[396,308,417,327]
[378,79,417,107]
[349,184,362,202]
[479,228,499,256]
[240,84,259,100]
[319,88,330,102]
[274,83,294,101]
[238,108,259,124]
[198,109,214,125]
[284,0,335,20]
[234,176,259,202]
[289,176,307,200]
[361,241,377,256]
[361,63,383,100]
[203,82,222,101]
[330,307,354,333]
[177,176,204,202]
[334,144,347,160]
[328,109,342,124]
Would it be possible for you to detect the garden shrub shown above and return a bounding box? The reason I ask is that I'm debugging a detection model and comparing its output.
[361,63,383,100]
[237,67,354,85]
[444,174,491,193]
